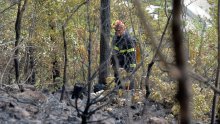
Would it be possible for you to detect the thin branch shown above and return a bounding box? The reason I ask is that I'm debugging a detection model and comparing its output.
[63,1,87,27]
[189,70,220,94]
[0,3,17,14]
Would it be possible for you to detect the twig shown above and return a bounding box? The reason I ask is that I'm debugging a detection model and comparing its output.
[0,3,17,14]
[189,70,220,94]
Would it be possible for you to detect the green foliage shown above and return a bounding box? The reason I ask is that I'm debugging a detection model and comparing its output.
[150,77,213,121]
[35,77,63,92]
[192,84,213,120]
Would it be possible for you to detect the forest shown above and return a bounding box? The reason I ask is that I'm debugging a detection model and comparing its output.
[0,0,220,123]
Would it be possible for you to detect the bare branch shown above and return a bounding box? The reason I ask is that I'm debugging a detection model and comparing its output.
[0,3,17,14]
[63,1,87,27]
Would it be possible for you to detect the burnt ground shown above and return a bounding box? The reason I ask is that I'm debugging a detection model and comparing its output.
[0,84,191,124]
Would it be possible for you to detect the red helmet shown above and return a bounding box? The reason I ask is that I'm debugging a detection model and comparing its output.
[112,20,125,30]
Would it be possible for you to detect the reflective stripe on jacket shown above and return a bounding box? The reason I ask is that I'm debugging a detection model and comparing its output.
[113,47,135,53]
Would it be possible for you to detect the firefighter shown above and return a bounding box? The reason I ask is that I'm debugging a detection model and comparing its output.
[111,20,136,90]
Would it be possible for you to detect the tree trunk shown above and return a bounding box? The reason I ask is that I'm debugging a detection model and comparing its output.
[86,0,92,109]
[211,0,220,123]
[172,0,191,123]
[60,25,67,102]
[14,0,28,92]
[99,0,110,85]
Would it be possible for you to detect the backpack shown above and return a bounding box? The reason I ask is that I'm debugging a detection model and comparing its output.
[136,42,141,64]
[133,38,141,64]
